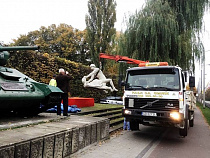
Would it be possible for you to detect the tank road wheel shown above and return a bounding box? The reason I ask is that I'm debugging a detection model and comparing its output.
[130,120,139,131]
[179,119,188,137]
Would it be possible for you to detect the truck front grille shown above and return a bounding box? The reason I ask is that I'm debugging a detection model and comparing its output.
[125,98,179,111]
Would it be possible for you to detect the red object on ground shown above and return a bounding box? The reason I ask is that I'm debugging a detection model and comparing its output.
[68,97,94,108]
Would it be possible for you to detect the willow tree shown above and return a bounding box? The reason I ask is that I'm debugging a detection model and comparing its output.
[167,0,209,71]
[85,0,116,69]
[118,0,209,73]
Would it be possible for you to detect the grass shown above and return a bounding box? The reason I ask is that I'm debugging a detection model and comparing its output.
[79,103,123,113]
[197,102,210,126]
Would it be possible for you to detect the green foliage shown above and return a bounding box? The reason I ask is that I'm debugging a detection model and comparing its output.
[197,102,210,126]
[79,103,123,113]
[85,0,116,68]
[167,0,209,32]
[205,88,210,101]
[12,24,90,65]
[6,50,122,102]
[166,0,209,72]
[117,0,209,75]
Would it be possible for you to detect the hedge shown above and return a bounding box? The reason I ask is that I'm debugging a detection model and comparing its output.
[6,51,123,102]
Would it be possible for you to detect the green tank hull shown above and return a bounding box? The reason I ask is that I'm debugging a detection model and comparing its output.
[0,46,63,115]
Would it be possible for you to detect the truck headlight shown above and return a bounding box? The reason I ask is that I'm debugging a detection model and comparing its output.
[124,110,131,115]
[170,112,180,120]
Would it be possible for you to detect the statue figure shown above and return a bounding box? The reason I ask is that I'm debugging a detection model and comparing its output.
[82,64,118,92]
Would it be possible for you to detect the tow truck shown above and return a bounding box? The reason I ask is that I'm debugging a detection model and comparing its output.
[100,53,196,137]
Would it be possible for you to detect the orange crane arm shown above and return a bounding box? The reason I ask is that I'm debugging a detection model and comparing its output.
[99,53,147,65]
[99,53,168,67]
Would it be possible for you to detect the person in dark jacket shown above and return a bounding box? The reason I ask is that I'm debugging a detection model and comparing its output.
[56,68,71,116]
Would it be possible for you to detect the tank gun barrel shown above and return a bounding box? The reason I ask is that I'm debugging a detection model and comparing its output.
[0,46,39,52]
[0,45,39,66]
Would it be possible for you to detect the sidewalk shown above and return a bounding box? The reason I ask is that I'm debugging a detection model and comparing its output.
[0,114,109,158]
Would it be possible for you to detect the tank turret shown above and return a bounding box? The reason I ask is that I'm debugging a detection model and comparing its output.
[0,45,63,116]
[0,46,39,66]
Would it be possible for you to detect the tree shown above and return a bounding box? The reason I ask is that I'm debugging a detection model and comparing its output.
[85,0,116,69]
[166,0,209,72]
[12,24,89,64]
[117,0,209,74]
[205,88,210,101]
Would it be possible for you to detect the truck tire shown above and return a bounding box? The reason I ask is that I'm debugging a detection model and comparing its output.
[189,117,194,127]
[179,119,188,137]
[130,121,139,131]
[189,111,194,127]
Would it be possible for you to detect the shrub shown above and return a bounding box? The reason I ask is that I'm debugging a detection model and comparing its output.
[205,88,210,101]
[6,51,123,102]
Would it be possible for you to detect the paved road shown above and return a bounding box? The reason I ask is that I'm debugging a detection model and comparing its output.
[72,107,210,158]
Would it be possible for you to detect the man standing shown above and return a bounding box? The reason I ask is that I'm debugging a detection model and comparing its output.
[56,68,71,116]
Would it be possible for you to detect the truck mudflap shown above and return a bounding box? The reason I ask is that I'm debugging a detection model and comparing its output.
[122,108,184,124]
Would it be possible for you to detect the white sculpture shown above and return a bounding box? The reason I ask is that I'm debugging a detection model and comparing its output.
[82,64,118,92]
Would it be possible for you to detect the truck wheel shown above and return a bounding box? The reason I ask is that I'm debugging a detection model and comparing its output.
[189,117,194,127]
[130,121,139,131]
[189,112,194,127]
[179,119,188,137]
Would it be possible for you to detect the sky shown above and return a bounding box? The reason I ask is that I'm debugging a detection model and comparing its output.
[0,0,145,43]
[0,0,210,89]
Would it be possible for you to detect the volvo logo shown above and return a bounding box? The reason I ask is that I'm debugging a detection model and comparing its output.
[141,99,159,109]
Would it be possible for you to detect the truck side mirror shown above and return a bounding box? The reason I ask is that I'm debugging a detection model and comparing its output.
[189,76,195,87]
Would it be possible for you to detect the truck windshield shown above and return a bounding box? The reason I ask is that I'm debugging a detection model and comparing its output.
[125,68,180,91]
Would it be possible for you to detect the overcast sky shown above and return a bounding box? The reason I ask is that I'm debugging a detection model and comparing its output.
[1,0,210,87]
[0,0,145,44]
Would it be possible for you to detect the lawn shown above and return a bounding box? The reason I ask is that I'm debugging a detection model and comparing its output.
[79,103,123,113]
[197,102,210,126]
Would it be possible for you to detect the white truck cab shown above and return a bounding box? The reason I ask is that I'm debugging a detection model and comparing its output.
[122,65,196,137]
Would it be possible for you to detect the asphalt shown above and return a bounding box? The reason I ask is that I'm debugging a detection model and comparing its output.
[68,106,210,158]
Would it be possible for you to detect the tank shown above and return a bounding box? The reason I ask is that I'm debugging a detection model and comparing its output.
[0,46,63,115]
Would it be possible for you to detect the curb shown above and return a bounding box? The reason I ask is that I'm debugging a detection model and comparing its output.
[0,115,110,158]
